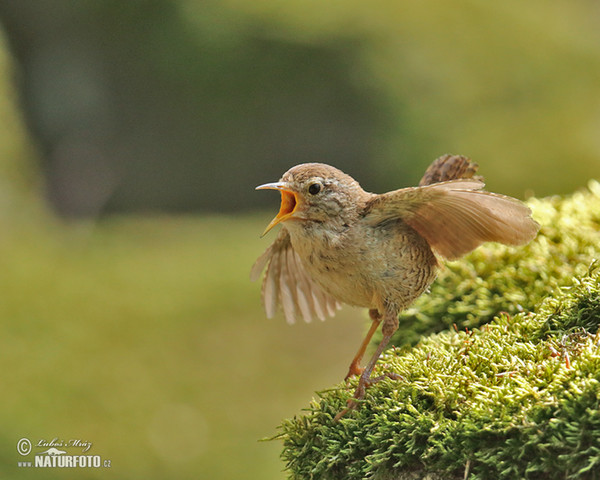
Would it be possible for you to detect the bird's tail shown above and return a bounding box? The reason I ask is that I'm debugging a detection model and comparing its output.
[419,154,483,186]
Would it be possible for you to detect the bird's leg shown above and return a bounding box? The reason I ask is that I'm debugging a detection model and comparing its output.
[335,308,401,421]
[344,309,382,380]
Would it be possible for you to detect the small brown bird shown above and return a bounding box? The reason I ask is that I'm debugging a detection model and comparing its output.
[251,155,539,418]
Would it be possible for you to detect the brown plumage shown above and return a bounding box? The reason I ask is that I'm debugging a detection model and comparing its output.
[251,155,539,418]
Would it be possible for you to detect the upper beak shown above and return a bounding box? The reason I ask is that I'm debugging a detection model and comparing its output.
[256,182,299,236]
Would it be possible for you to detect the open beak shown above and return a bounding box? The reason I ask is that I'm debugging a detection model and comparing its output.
[256,182,299,236]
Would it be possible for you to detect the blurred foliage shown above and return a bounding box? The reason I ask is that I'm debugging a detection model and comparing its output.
[278,258,600,479]
[391,180,600,346]
[213,0,600,197]
[0,0,378,216]
[0,29,41,205]
[0,27,343,480]
[0,0,599,215]
[0,213,290,479]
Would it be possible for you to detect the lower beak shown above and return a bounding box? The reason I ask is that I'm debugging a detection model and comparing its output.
[256,182,299,236]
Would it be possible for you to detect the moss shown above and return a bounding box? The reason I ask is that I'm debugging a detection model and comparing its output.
[277,183,600,480]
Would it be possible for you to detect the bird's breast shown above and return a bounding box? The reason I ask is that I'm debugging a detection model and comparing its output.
[288,220,438,311]
[286,223,372,307]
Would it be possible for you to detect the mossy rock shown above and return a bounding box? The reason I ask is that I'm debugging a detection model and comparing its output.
[277,181,600,480]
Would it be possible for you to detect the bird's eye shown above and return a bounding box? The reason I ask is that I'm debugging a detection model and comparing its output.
[308,183,322,195]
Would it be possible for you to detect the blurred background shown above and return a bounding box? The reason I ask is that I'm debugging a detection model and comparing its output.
[0,0,598,478]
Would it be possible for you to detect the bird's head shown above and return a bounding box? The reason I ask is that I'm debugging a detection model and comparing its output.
[256,163,367,236]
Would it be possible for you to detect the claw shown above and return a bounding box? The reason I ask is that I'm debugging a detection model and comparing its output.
[344,361,365,380]
[334,371,404,421]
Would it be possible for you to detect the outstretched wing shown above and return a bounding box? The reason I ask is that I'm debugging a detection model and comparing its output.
[251,227,341,324]
[365,180,539,260]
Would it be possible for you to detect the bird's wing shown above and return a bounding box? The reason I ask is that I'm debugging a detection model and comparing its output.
[364,180,539,260]
[250,227,341,324]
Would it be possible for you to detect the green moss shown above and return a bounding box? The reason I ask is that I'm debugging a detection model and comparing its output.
[277,183,600,480]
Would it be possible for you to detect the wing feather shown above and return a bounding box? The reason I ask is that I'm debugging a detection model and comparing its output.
[279,260,296,325]
[263,249,279,318]
[288,250,316,323]
[326,296,341,318]
[365,180,539,260]
[251,227,340,323]
[310,289,327,321]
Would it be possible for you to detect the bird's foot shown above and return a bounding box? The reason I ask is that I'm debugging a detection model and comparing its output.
[334,370,404,421]
[344,360,364,380]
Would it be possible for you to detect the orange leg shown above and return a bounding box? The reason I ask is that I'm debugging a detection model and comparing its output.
[344,309,382,380]
[335,307,402,421]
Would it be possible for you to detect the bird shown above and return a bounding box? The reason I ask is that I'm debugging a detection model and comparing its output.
[251,154,539,419]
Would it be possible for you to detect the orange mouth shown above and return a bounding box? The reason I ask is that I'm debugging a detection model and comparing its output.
[278,189,297,217]
[255,182,299,235]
